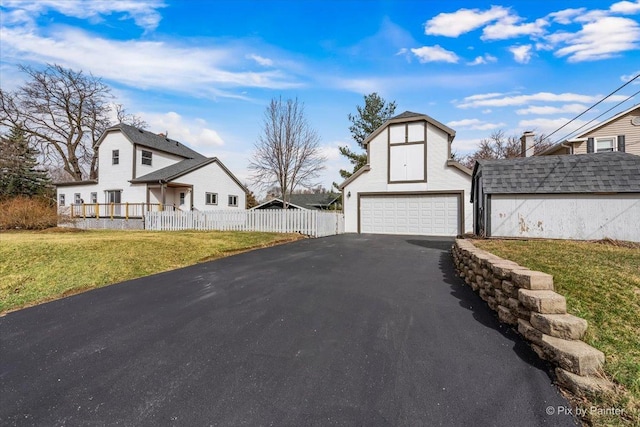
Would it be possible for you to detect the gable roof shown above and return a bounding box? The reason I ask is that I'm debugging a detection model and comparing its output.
[130,157,248,193]
[472,152,640,197]
[250,198,306,210]
[104,123,206,160]
[251,193,341,210]
[362,110,456,146]
[289,193,341,209]
[569,104,640,141]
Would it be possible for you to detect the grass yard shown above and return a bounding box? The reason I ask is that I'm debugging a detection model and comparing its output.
[0,228,302,314]
[472,239,640,426]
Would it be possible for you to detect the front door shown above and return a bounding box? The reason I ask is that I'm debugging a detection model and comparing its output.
[106,190,122,216]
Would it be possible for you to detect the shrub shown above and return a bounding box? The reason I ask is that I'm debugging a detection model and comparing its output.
[0,197,58,230]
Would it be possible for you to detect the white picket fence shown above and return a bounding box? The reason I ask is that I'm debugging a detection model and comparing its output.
[144,210,344,237]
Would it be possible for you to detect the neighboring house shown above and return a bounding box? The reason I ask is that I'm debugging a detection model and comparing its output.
[539,104,640,156]
[339,111,473,236]
[251,193,341,210]
[471,152,640,242]
[56,124,247,214]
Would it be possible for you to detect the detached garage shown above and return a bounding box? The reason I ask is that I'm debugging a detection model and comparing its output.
[359,192,464,236]
[340,111,473,236]
[471,152,640,242]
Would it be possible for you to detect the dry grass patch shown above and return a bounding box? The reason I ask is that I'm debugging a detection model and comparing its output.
[0,229,302,314]
[472,238,640,426]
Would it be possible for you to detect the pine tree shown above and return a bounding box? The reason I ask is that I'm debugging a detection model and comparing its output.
[0,126,51,199]
[335,93,396,187]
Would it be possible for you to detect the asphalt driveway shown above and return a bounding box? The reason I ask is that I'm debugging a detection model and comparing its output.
[0,234,575,426]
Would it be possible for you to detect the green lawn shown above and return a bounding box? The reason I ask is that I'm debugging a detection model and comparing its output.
[0,229,301,314]
[472,239,640,426]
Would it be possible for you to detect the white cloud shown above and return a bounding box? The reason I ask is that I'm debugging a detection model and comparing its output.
[509,44,533,63]
[482,109,492,114]
[246,54,273,67]
[482,17,548,40]
[518,117,590,136]
[621,70,640,83]
[552,17,640,62]
[144,112,224,151]
[515,104,588,115]
[610,0,640,14]
[547,8,586,24]
[446,118,506,130]
[142,111,224,156]
[467,54,497,66]
[424,6,510,37]
[450,138,484,154]
[410,45,459,63]
[457,92,628,109]
[0,26,301,99]
[1,0,166,31]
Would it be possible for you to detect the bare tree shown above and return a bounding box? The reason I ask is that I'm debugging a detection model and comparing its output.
[459,130,554,169]
[0,64,146,181]
[249,97,326,208]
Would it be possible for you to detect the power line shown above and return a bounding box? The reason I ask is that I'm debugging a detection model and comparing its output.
[523,72,640,155]
[544,72,639,142]
[555,89,640,143]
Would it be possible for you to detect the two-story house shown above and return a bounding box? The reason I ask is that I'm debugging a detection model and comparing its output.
[539,104,639,156]
[339,111,472,236]
[56,124,247,216]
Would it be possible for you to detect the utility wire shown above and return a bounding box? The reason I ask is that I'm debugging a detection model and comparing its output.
[544,72,639,142]
[522,72,640,155]
[555,89,640,143]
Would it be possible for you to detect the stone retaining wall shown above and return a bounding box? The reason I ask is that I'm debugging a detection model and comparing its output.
[452,239,612,396]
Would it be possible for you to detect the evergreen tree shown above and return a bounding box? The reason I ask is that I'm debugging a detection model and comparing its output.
[335,93,396,187]
[0,126,51,199]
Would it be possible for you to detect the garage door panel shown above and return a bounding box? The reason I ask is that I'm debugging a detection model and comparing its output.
[360,194,460,236]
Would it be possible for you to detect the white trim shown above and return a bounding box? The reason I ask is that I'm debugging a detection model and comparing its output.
[569,104,639,141]
[595,135,616,153]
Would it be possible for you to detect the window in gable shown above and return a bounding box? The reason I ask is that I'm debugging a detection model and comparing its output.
[112,149,119,165]
[141,150,152,165]
[228,195,238,207]
[596,137,615,153]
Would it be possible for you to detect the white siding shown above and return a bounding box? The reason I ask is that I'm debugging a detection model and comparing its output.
[489,194,640,242]
[343,122,472,234]
[55,130,246,212]
[134,146,183,179]
[176,161,246,211]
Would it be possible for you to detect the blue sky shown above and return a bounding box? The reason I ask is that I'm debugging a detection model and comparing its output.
[1,0,639,193]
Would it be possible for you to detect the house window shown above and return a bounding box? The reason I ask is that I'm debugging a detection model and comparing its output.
[112,149,119,165]
[228,195,238,207]
[596,137,615,153]
[75,193,82,204]
[141,150,152,166]
[91,192,97,204]
[59,194,65,206]
[179,192,186,206]
[206,192,218,205]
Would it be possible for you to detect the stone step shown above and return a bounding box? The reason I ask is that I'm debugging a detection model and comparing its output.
[541,335,605,376]
[519,289,567,314]
[531,313,588,340]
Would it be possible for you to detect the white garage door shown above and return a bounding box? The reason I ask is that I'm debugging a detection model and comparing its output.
[360,194,460,236]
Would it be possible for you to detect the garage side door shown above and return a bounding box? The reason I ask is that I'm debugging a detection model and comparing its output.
[360,194,460,236]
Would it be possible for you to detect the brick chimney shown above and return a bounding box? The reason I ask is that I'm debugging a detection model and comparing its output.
[521,131,535,157]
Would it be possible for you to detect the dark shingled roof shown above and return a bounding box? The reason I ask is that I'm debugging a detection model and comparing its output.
[473,152,640,195]
[289,193,341,209]
[109,123,206,160]
[131,157,215,183]
[390,111,425,120]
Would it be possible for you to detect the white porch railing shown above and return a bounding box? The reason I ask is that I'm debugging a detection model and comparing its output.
[144,210,344,237]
